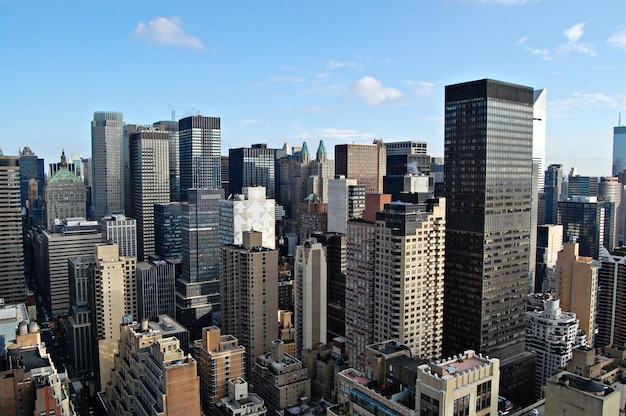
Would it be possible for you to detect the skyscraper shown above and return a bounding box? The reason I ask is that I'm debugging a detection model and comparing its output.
[596,247,626,348]
[612,125,626,176]
[18,147,44,212]
[557,196,614,259]
[178,116,221,201]
[129,129,170,260]
[0,155,25,305]
[544,163,563,224]
[335,140,386,194]
[137,258,176,321]
[91,111,124,220]
[533,89,547,193]
[229,143,278,198]
[44,151,87,230]
[153,120,180,202]
[99,213,137,258]
[443,79,534,360]
[154,202,183,261]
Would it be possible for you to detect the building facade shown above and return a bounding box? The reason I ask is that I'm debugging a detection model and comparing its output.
[597,247,626,348]
[137,258,176,322]
[229,144,278,198]
[45,152,87,230]
[155,202,183,261]
[557,196,614,259]
[334,141,386,195]
[99,213,137,258]
[179,116,221,201]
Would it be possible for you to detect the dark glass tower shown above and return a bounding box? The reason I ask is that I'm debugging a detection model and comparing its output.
[228,144,277,198]
[443,79,534,360]
[544,164,563,224]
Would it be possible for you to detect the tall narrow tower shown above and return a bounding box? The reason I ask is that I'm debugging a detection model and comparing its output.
[443,79,534,360]
[91,111,124,219]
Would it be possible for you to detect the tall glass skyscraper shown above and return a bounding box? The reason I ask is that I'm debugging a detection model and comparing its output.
[179,116,221,201]
[443,79,534,360]
[91,111,124,220]
[612,125,626,176]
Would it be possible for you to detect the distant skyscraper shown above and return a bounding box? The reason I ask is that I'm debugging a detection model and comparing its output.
[599,176,623,248]
[596,247,626,348]
[153,120,180,202]
[0,155,25,305]
[535,224,564,294]
[557,196,614,259]
[229,143,278,198]
[18,146,44,211]
[221,231,278,378]
[443,79,534,360]
[178,116,221,201]
[567,175,599,199]
[176,188,223,340]
[44,151,87,230]
[137,258,176,321]
[544,164,564,224]
[374,199,446,359]
[154,202,183,261]
[335,140,386,194]
[533,89,547,193]
[327,176,365,234]
[384,140,430,176]
[612,125,626,176]
[129,129,170,260]
[91,111,124,219]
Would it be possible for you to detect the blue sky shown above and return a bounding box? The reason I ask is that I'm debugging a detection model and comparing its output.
[1,0,625,176]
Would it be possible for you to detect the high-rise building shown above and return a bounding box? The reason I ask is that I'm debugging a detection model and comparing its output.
[178,116,221,201]
[557,196,614,259]
[99,213,137,258]
[219,186,276,250]
[385,140,430,176]
[32,218,102,315]
[91,111,124,220]
[155,202,183,261]
[219,378,267,416]
[221,231,279,376]
[195,326,246,413]
[327,176,364,234]
[345,218,376,372]
[307,140,335,204]
[544,164,564,224]
[0,155,26,305]
[44,151,87,230]
[533,89,547,193]
[129,129,170,260]
[612,125,626,176]
[555,242,599,346]
[176,188,223,340]
[229,143,278,198]
[294,239,327,359]
[443,79,534,360]
[535,224,564,294]
[153,119,180,202]
[599,176,623,248]
[63,301,93,377]
[374,199,445,359]
[137,258,176,321]
[91,243,136,390]
[335,140,386,194]
[526,299,583,398]
[68,255,95,306]
[567,175,599,199]
[107,320,201,416]
[18,146,45,212]
[596,247,626,348]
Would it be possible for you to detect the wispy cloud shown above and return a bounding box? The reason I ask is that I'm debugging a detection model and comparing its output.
[239,119,266,127]
[558,22,596,56]
[321,128,372,141]
[327,60,363,71]
[550,92,626,118]
[608,29,626,51]
[525,47,552,61]
[516,35,529,46]
[404,81,435,97]
[134,17,204,50]
[349,76,402,106]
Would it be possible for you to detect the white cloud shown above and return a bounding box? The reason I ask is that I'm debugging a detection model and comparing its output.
[404,81,435,97]
[608,29,626,51]
[327,61,363,71]
[239,119,265,127]
[559,22,596,56]
[134,17,204,50]
[349,76,402,106]
[525,47,552,61]
[321,128,372,141]
[550,92,626,118]
[516,35,529,46]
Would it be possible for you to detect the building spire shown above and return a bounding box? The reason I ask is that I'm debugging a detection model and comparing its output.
[60,149,67,168]
[300,142,310,163]
[316,140,327,162]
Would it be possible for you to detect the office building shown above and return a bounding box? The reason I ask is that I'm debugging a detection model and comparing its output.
[179,115,221,201]
[526,299,583,398]
[533,89,547,193]
[68,254,95,308]
[299,202,327,242]
[99,213,137,258]
[544,163,564,225]
[612,125,626,176]
[385,140,430,176]
[129,128,170,260]
[91,111,125,220]
[307,140,335,204]
[327,176,365,234]
[294,239,327,359]
[155,202,183,261]
[599,176,623,247]
[567,175,599,199]
[557,196,615,259]
[221,155,230,194]
[176,188,223,340]
[44,151,87,231]
[148,315,190,355]
[535,224,564,294]
[107,320,201,416]
[63,301,93,377]
[229,143,278,198]
[18,146,45,213]
[91,243,136,390]
[0,155,26,305]
[335,140,386,194]
[195,326,246,413]
[556,242,599,346]
[32,218,102,315]
[545,371,620,416]
[221,231,279,376]
[153,119,180,202]
[251,340,311,415]
[137,257,176,321]
[443,79,534,360]
[596,247,626,348]
[219,186,276,250]
[345,218,376,372]
[415,350,501,416]
[374,199,445,359]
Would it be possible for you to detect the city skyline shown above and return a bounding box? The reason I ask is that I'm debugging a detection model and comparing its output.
[2,1,625,176]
